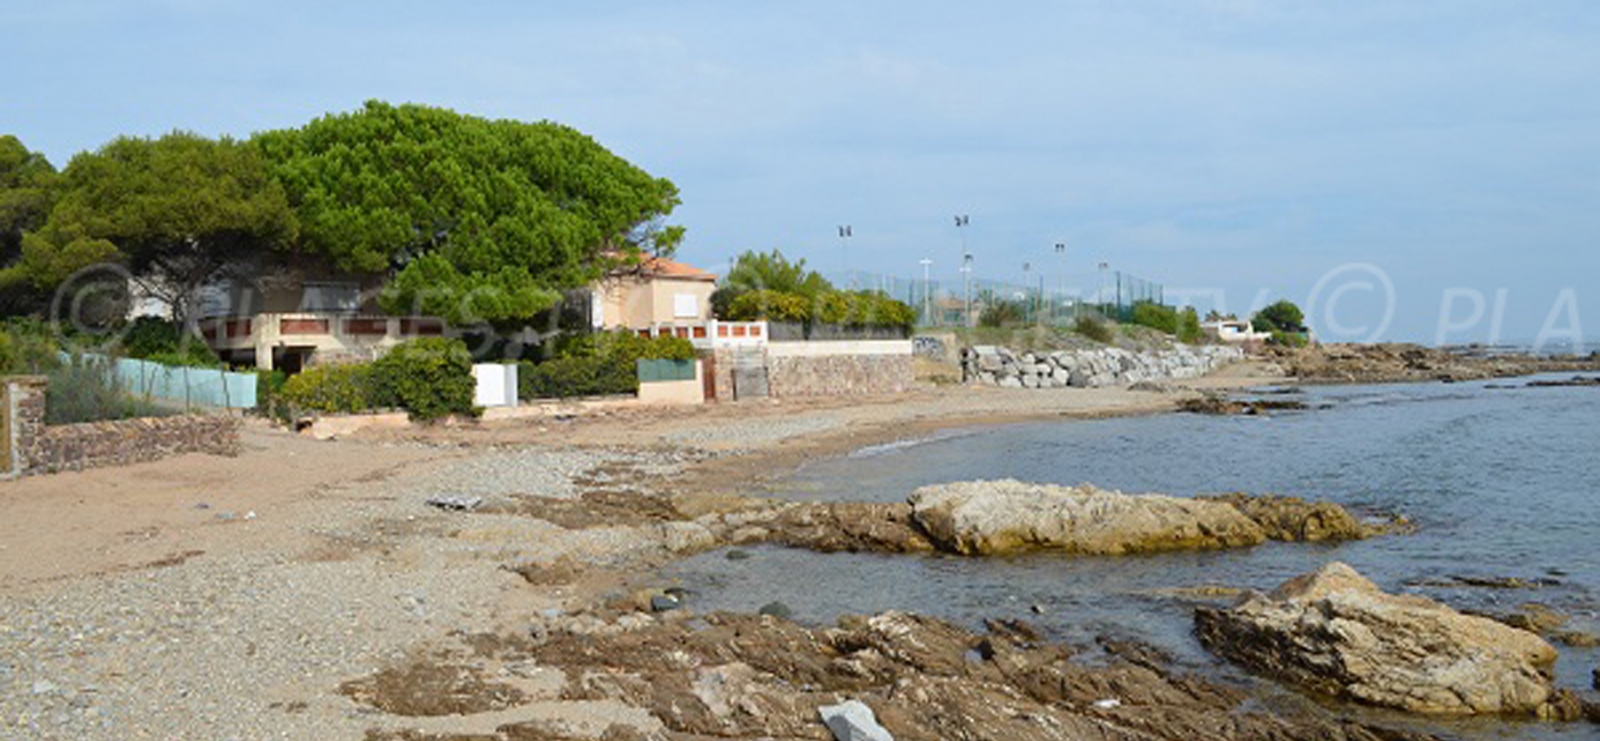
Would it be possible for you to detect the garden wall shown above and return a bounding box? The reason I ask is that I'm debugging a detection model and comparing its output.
[2,376,241,479]
[765,340,914,398]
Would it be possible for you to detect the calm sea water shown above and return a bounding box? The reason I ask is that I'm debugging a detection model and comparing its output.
[662,375,1600,739]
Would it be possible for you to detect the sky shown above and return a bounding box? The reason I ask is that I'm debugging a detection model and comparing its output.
[4,0,1598,345]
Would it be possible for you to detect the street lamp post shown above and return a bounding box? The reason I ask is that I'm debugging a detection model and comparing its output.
[837,225,852,288]
[954,215,972,327]
[1022,261,1032,323]
[1098,261,1110,318]
[960,254,974,328]
[1054,242,1066,322]
[918,258,933,326]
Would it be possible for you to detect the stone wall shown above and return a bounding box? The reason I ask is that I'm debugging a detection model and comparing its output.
[960,344,1244,388]
[766,340,914,398]
[2,376,241,479]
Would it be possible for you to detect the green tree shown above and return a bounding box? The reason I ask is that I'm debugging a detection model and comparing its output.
[254,101,682,325]
[0,136,62,313]
[1253,300,1305,334]
[12,132,297,322]
[1177,307,1204,343]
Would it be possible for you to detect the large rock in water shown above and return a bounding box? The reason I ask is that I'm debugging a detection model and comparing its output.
[907,480,1267,556]
[1195,562,1559,716]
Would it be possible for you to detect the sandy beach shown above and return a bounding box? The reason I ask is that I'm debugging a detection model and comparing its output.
[0,365,1308,740]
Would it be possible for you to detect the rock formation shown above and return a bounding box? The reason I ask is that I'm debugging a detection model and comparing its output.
[908,480,1267,556]
[961,345,1244,388]
[1195,562,1559,716]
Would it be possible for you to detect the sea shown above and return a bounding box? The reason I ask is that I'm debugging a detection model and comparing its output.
[662,373,1600,740]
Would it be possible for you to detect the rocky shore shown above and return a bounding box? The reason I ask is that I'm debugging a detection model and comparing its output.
[1269,343,1600,384]
[3,367,1596,740]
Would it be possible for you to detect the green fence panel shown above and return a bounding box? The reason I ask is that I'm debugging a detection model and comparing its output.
[637,358,696,383]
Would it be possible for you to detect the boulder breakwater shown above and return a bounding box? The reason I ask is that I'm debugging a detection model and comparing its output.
[960,344,1245,388]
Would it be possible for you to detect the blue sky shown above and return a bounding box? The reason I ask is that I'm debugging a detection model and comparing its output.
[5,0,1598,344]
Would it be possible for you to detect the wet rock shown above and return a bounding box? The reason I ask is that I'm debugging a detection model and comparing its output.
[1527,376,1600,388]
[908,480,1265,556]
[761,502,935,554]
[1195,562,1558,716]
[760,601,794,619]
[1180,394,1308,416]
[1198,493,1371,542]
[818,700,894,741]
[649,595,682,613]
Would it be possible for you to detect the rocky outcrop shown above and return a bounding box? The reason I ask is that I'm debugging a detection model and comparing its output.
[961,345,1244,389]
[756,502,936,554]
[506,608,1442,741]
[907,480,1268,556]
[1271,343,1600,384]
[1195,562,1560,717]
[1198,493,1373,542]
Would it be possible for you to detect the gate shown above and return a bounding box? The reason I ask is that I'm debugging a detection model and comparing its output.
[701,353,717,401]
[731,348,769,400]
[1,381,12,477]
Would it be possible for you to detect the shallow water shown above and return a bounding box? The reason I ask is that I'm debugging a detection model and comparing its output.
[662,375,1600,739]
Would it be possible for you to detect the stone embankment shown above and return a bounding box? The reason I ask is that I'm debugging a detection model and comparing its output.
[1195,562,1600,720]
[960,344,1244,388]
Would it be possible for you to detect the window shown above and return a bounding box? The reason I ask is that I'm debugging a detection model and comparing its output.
[673,293,699,319]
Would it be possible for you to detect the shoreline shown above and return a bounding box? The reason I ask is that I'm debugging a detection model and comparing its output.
[1,360,1593,739]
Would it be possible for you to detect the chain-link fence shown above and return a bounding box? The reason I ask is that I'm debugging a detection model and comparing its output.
[823,269,1163,327]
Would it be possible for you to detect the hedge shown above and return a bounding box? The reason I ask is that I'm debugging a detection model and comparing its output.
[517,331,695,400]
[274,338,479,422]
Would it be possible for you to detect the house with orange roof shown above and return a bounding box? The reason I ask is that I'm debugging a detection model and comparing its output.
[591,255,718,330]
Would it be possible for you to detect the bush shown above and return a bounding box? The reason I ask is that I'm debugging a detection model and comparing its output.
[0,318,62,374]
[726,290,813,323]
[815,291,916,330]
[279,363,380,414]
[1177,307,1204,344]
[254,368,289,421]
[1073,316,1113,343]
[518,356,638,399]
[1268,330,1309,348]
[44,354,172,424]
[1130,302,1179,334]
[1253,300,1305,334]
[372,338,480,422]
[117,317,220,367]
[979,300,1026,328]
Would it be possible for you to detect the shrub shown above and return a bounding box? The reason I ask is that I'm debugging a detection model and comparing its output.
[0,329,13,375]
[117,317,220,367]
[372,338,479,422]
[815,291,916,330]
[1176,307,1205,344]
[518,356,638,399]
[1269,330,1310,348]
[726,290,813,323]
[254,368,289,422]
[1253,300,1305,334]
[44,354,173,424]
[979,300,1026,328]
[1130,302,1179,334]
[1073,316,1113,343]
[279,363,380,414]
[0,318,62,374]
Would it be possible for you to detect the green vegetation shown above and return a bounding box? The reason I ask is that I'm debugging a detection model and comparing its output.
[979,300,1026,328]
[276,338,480,422]
[1177,307,1204,344]
[1252,300,1306,334]
[8,133,297,322]
[117,316,222,367]
[1252,300,1308,346]
[371,337,479,422]
[1130,302,1179,334]
[714,250,913,332]
[44,354,173,425]
[256,101,682,326]
[1072,315,1114,343]
[279,363,378,415]
[518,330,694,400]
[0,136,61,315]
